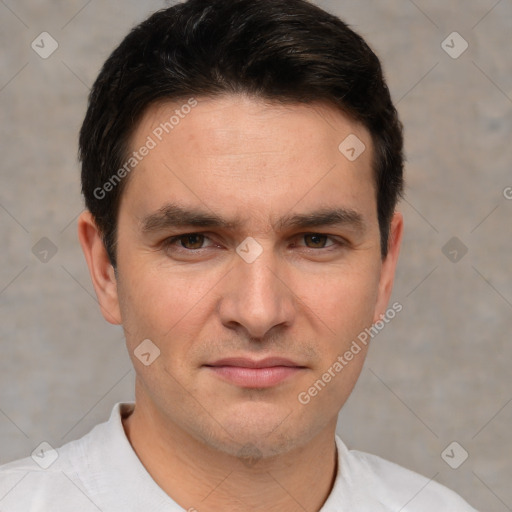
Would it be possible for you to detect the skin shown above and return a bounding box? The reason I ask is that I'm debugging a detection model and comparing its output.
[78,95,403,512]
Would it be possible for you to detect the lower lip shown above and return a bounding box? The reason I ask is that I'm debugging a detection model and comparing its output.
[206,366,303,388]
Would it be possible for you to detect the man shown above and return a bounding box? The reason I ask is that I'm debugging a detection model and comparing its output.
[0,0,477,510]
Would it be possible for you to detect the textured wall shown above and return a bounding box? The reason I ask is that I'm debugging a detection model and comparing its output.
[0,1,510,510]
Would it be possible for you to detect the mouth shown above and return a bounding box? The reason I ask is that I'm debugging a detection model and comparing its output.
[204,357,307,388]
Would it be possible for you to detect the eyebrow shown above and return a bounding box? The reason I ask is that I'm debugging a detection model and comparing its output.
[140,203,365,234]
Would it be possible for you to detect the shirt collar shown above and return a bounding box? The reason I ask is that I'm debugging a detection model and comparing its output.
[80,402,184,511]
[81,402,386,511]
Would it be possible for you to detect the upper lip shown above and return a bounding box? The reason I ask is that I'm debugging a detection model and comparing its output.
[205,357,305,369]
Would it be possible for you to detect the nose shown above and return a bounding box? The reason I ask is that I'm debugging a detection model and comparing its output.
[217,241,296,340]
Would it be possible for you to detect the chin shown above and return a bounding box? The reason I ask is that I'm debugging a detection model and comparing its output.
[203,429,301,462]
[191,409,321,462]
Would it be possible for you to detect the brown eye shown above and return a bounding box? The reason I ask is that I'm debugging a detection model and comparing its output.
[179,234,206,249]
[303,234,330,248]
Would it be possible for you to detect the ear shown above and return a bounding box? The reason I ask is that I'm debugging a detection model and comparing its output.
[77,211,122,325]
[373,211,403,323]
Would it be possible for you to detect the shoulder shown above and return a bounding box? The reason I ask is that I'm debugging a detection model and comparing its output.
[0,453,99,511]
[0,404,129,512]
[337,437,478,511]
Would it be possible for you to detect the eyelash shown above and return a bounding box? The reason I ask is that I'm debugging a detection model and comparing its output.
[161,232,346,253]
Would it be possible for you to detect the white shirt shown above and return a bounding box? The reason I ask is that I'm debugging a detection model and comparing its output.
[0,402,477,511]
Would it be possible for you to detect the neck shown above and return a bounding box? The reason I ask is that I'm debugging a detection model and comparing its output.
[122,396,338,512]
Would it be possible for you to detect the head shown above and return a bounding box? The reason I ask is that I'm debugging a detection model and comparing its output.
[78,0,404,460]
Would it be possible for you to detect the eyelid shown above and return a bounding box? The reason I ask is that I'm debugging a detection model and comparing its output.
[298,235,351,253]
[295,233,344,248]
[161,231,348,252]
[162,232,217,250]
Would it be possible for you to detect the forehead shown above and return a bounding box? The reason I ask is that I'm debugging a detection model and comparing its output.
[121,95,376,227]
[138,95,370,159]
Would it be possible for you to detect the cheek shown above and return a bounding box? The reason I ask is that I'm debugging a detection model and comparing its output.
[298,263,380,336]
[117,263,221,343]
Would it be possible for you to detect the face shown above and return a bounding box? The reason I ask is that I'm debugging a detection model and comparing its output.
[80,95,402,459]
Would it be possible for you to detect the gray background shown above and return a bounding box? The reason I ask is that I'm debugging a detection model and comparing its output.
[0,0,511,510]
